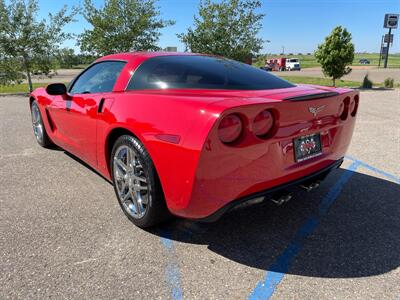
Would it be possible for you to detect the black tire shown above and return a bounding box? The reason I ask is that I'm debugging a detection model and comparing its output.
[110,135,170,228]
[30,100,53,148]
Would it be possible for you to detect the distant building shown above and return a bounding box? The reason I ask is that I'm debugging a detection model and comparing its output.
[164,47,178,52]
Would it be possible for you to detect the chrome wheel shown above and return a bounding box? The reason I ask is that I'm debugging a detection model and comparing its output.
[113,145,149,219]
[31,102,44,144]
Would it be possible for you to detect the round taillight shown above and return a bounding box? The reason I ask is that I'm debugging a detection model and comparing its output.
[349,100,356,115]
[338,102,345,117]
[351,95,359,116]
[253,110,274,137]
[218,114,243,144]
[340,97,350,120]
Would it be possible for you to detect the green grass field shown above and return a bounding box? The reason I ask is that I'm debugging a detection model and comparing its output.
[254,53,400,69]
[2,78,397,94]
[0,82,48,94]
[277,75,362,87]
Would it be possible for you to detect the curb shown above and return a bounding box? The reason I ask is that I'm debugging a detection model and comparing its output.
[0,92,29,97]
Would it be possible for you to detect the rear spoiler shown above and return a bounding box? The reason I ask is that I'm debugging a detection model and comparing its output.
[284,91,339,101]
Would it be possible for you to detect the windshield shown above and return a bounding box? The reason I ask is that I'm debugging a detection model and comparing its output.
[127,55,295,91]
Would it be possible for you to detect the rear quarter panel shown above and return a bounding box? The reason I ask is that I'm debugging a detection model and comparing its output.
[98,92,224,212]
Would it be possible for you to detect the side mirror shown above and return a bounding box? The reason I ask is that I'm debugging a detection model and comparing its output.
[46,83,67,96]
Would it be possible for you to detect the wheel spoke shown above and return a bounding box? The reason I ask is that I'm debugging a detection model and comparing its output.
[132,174,147,183]
[129,148,138,170]
[136,185,148,191]
[119,180,128,192]
[115,168,124,181]
[131,191,144,216]
[120,188,131,202]
[114,157,128,173]
[133,198,141,215]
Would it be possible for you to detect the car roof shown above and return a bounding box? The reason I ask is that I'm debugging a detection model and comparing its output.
[96,51,202,63]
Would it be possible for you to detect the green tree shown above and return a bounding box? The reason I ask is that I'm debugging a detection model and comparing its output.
[178,0,265,62]
[315,26,355,86]
[56,48,79,69]
[0,0,77,92]
[79,0,175,56]
[0,55,24,85]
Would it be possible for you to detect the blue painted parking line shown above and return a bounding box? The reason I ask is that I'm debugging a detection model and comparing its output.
[161,156,397,300]
[248,160,361,300]
[160,230,183,300]
[346,155,400,184]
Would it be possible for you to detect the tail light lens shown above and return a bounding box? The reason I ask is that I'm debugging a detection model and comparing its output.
[340,97,350,120]
[351,95,359,116]
[218,114,243,143]
[253,109,274,137]
[338,102,345,117]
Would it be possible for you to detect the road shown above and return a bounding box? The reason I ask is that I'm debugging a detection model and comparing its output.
[1,90,399,299]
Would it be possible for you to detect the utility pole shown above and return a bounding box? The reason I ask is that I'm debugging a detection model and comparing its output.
[383,27,391,68]
[378,35,384,68]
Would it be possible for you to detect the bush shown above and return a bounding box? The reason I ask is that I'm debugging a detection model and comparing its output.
[384,77,394,88]
[361,74,373,89]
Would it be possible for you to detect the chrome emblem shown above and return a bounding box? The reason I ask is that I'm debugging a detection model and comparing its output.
[309,105,326,117]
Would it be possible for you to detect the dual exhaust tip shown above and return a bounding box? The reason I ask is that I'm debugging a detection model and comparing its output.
[270,180,321,206]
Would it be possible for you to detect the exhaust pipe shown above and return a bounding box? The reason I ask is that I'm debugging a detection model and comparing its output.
[271,193,292,206]
[300,181,321,192]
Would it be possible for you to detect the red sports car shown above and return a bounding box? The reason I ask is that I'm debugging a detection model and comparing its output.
[30,52,359,227]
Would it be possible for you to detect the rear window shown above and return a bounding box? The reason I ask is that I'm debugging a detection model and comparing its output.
[127,55,294,90]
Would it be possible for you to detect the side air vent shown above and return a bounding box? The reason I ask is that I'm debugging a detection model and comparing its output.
[45,108,56,131]
[284,92,339,101]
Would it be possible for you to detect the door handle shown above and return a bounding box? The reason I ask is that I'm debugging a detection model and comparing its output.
[98,98,105,114]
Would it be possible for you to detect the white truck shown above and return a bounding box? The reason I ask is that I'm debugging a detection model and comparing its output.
[286,58,301,71]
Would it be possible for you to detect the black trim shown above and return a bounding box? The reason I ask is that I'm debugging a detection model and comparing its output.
[66,99,71,111]
[98,98,105,113]
[284,91,339,101]
[197,158,344,222]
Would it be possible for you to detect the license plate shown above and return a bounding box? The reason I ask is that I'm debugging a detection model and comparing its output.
[294,133,322,162]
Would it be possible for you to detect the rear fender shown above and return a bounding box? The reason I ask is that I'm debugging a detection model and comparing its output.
[99,93,223,213]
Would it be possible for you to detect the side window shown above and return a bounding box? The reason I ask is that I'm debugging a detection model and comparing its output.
[69,61,126,95]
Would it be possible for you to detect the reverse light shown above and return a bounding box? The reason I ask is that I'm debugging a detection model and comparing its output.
[218,114,243,144]
[253,109,274,137]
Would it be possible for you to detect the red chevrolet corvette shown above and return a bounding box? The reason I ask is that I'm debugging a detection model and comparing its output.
[30,52,359,227]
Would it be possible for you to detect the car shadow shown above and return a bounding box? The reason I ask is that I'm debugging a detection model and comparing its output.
[64,151,112,184]
[149,168,400,278]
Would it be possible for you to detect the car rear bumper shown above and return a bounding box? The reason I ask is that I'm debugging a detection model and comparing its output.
[195,157,343,222]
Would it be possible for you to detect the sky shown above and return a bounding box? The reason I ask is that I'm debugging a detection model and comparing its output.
[29,0,400,54]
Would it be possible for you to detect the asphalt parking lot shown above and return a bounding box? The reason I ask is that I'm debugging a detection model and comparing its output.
[1,90,399,299]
